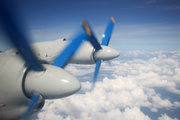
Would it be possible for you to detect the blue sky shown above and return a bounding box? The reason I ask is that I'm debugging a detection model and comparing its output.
[1,0,180,51]
[1,0,180,120]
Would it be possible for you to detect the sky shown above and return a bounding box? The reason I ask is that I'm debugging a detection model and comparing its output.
[0,0,180,120]
[0,0,180,51]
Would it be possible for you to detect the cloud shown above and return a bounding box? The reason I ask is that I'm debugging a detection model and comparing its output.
[158,113,178,120]
[34,51,180,120]
[65,65,94,77]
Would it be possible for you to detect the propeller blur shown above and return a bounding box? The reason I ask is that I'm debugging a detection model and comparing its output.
[0,1,112,119]
[80,17,120,87]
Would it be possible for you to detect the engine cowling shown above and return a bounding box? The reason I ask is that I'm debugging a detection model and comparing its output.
[69,41,120,64]
[70,41,96,64]
[24,64,81,99]
[0,55,81,119]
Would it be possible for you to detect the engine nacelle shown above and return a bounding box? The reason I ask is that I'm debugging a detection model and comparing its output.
[0,54,81,119]
[70,41,96,64]
[0,55,37,120]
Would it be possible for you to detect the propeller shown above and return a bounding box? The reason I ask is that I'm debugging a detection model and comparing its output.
[22,95,40,119]
[0,1,44,72]
[93,60,102,87]
[82,17,119,88]
[52,32,87,68]
[101,17,115,46]
[0,1,99,119]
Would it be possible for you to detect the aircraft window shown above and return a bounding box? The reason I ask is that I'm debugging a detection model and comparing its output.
[46,54,48,57]
[16,52,19,54]
[63,38,66,41]
[38,54,40,56]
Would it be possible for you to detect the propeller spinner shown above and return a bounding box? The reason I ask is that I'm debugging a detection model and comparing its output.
[82,17,120,88]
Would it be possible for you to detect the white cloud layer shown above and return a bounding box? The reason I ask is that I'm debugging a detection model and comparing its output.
[34,51,180,120]
[158,113,178,120]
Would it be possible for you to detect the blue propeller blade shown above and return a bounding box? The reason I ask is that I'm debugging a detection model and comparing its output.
[101,17,115,46]
[52,32,88,68]
[22,95,40,119]
[0,1,44,71]
[93,60,102,87]
[81,18,115,87]
[53,19,104,68]
[82,20,102,51]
